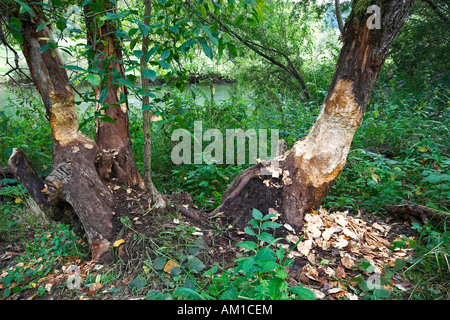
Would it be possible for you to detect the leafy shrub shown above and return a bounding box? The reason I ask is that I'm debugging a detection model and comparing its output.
[199,209,315,300]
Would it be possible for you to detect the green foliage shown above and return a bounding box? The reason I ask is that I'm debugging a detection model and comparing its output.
[0,224,88,299]
[0,94,52,175]
[403,222,450,299]
[325,72,450,213]
[200,209,315,300]
[390,0,449,80]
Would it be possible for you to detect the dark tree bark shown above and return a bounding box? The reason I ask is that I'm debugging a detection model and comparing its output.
[84,2,144,189]
[212,0,416,231]
[8,148,50,212]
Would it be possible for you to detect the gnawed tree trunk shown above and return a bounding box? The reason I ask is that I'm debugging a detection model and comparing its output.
[11,7,116,261]
[84,2,144,189]
[8,148,50,213]
[212,0,416,231]
[8,148,83,235]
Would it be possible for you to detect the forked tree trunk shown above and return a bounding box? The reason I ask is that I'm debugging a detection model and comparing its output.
[212,0,416,230]
[84,2,144,189]
[14,8,116,261]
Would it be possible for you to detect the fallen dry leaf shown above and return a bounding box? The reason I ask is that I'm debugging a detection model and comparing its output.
[302,264,319,281]
[335,266,346,279]
[341,254,355,269]
[334,237,349,249]
[308,224,322,238]
[297,239,313,256]
[163,259,179,274]
[286,234,299,244]
[113,239,125,247]
[334,214,348,227]
[322,227,335,241]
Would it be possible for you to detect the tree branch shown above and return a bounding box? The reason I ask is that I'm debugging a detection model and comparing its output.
[335,0,344,34]
[209,13,310,100]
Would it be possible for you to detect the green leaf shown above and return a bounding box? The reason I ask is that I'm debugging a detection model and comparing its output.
[142,69,157,82]
[174,287,205,300]
[373,288,391,299]
[98,87,108,103]
[61,65,86,72]
[133,50,144,59]
[260,260,279,273]
[244,226,256,236]
[252,208,263,220]
[153,257,167,270]
[257,232,274,243]
[289,286,316,300]
[106,12,124,20]
[99,115,116,123]
[198,38,213,59]
[86,74,101,88]
[56,19,66,32]
[275,267,288,279]
[128,276,147,290]
[161,50,170,61]
[260,221,281,230]
[115,29,127,38]
[236,241,257,251]
[142,105,154,111]
[36,22,47,32]
[168,25,179,34]
[268,277,283,299]
[187,256,205,273]
[242,257,255,274]
[234,14,245,26]
[181,39,197,53]
[16,0,33,16]
[227,42,238,58]
[8,18,23,44]
[158,60,171,69]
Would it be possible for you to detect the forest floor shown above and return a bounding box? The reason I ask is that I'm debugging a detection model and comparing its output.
[0,184,420,300]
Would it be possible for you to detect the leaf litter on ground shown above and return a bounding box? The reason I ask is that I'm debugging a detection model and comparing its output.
[280,207,415,300]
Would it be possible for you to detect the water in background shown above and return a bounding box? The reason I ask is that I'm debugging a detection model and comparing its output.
[0,82,242,121]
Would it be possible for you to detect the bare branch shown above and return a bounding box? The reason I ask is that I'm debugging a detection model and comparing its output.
[335,0,344,34]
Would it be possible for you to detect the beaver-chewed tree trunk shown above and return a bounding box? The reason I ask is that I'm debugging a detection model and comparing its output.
[10,7,116,262]
[84,2,144,189]
[212,0,416,231]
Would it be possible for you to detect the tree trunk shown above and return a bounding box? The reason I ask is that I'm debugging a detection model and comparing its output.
[140,0,166,209]
[12,8,116,262]
[8,148,50,213]
[212,0,416,231]
[84,2,144,189]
